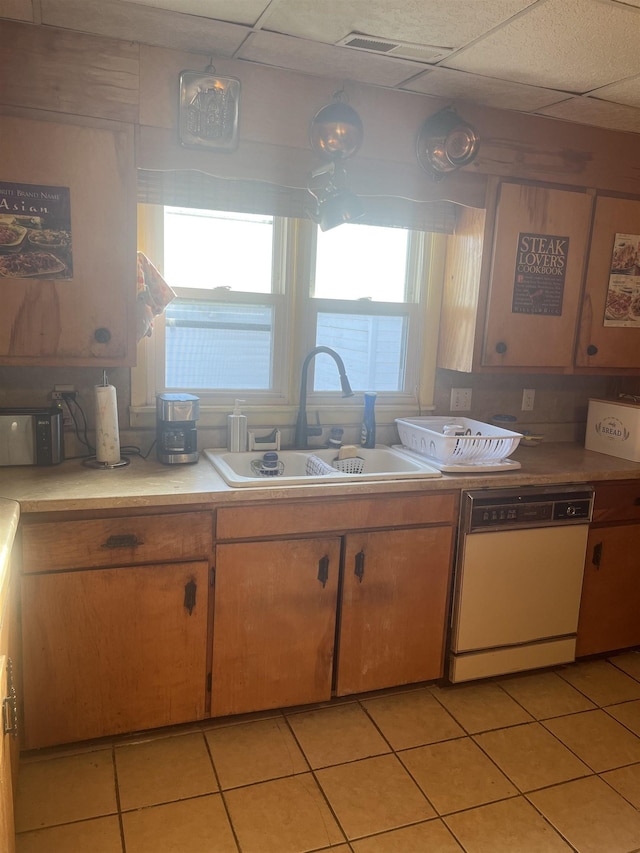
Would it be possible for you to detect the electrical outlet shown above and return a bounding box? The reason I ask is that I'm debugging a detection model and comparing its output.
[451,388,472,411]
[51,386,76,427]
[522,388,535,411]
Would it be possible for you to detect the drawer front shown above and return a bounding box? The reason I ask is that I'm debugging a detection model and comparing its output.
[592,481,640,524]
[216,492,458,540]
[22,512,213,572]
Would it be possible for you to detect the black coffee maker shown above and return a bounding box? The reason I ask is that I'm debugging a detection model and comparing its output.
[156,393,199,464]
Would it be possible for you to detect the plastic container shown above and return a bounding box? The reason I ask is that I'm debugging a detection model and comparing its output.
[227,399,247,452]
[361,392,376,448]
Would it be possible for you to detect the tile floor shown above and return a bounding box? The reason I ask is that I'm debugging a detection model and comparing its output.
[14,651,640,852]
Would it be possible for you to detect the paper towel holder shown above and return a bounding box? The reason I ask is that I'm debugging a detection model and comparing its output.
[83,370,130,469]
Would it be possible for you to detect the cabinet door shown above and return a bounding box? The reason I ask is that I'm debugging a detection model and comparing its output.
[335,526,453,696]
[212,537,341,717]
[482,183,592,368]
[576,196,640,369]
[0,113,136,366]
[22,561,208,748]
[577,526,640,657]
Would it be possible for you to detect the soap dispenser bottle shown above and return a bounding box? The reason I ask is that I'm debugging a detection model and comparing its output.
[360,392,377,448]
[227,399,247,452]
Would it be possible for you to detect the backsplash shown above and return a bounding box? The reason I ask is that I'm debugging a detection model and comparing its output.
[1,365,635,459]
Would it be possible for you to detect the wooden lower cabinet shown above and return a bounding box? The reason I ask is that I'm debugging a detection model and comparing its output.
[22,560,209,749]
[336,526,453,696]
[211,537,341,717]
[576,525,640,657]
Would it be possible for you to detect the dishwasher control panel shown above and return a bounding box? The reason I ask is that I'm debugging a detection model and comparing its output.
[464,485,594,532]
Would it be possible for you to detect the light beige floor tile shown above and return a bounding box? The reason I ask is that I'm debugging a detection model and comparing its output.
[224,772,343,853]
[286,702,390,768]
[529,775,640,853]
[445,796,572,853]
[474,721,591,791]
[430,682,533,733]
[609,650,640,682]
[205,716,308,789]
[557,659,640,706]
[16,816,123,853]
[500,670,596,719]
[115,731,217,810]
[122,793,237,853]
[351,818,464,852]
[316,753,435,839]
[361,688,464,750]
[607,698,640,737]
[602,763,640,809]
[399,737,517,815]
[544,709,640,772]
[15,748,117,832]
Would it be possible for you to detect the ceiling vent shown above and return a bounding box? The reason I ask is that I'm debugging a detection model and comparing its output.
[336,32,451,63]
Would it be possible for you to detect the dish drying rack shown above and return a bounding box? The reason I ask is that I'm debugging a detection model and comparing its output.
[395,417,522,472]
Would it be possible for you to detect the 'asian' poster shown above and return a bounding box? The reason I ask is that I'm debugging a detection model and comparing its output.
[604,233,640,327]
[0,181,73,280]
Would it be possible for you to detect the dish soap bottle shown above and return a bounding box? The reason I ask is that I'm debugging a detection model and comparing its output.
[360,392,377,448]
[227,399,247,452]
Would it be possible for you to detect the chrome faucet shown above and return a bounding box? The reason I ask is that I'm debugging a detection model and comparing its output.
[294,346,354,449]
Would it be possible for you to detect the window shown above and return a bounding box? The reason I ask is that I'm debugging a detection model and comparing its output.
[133,203,445,424]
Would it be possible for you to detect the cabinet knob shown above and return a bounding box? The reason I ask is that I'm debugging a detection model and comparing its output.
[495,341,507,354]
[355,550,365,583]
[586,344,598,356]
[592,541,603,568]
[94,327,112,344]
[317,555,329,588]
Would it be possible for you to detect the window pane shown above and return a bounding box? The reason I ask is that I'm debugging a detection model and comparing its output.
[315,312,407,392]
[164,207,274,293]
[314,224,409,302]
[165,299,272,389]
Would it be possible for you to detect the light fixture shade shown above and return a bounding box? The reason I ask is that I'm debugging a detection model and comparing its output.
[416,108,480,180]
[310,101,364,161]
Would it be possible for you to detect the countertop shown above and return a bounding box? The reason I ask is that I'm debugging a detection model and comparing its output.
[1,443,640,515]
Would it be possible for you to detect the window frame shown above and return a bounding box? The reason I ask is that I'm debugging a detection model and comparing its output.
[131,204,445,429]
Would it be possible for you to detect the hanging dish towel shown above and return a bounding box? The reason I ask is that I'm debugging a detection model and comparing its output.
[136,252,176,341]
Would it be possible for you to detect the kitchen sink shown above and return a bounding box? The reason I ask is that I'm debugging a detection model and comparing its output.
[203,446,441,487]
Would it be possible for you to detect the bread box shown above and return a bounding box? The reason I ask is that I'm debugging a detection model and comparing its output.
[585,398,640,462]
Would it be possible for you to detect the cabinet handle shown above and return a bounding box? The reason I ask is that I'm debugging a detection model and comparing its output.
[184,578,197,615]
[2,659,17,739]
[586,344,598,356]
[495,341,507,354]
[634,497,640,506]
[317,555,329,588]
[354,550,365,583]
[101,534,144,549]
[592,541,603,569]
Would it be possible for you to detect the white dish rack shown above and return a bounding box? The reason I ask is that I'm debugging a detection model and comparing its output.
[395,416,522,472]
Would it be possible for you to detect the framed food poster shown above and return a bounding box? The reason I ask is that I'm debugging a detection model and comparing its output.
[0,181,73,280]
[512,233,569,315]
[604,233,640,327]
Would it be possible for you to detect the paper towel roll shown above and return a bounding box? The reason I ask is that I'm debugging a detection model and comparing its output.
[95,384,121,464]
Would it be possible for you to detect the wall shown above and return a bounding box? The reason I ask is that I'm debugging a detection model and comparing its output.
[2,19,640,454]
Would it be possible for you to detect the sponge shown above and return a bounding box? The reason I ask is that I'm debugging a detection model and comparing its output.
[337,445,358,460]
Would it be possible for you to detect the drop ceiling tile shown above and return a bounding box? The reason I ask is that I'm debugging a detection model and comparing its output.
[401,66,570,112]
[588,75,640,109]
[41,0,249,55]
[237,30,425,87]
[537,96,640,133]
[0,0,35,21]
[264,0,534,50]
[444,0,640,94]
[118,0,269,26]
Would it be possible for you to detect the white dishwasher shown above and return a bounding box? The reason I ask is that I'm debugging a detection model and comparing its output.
[449,484,594,683]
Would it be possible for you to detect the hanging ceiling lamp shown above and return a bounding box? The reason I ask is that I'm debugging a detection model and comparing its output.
[307,92,365,230]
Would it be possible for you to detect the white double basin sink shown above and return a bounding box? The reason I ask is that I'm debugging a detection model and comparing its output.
[203,446,441,487]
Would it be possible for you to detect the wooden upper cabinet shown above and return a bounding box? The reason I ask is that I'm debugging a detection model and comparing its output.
[481,182,593,368]
[0,112,136,366]
[576,195,640,369]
